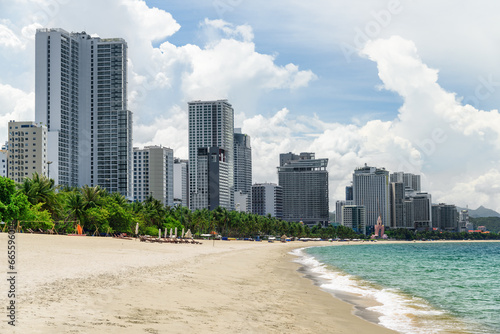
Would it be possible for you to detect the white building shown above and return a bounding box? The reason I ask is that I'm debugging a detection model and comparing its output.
[35,28,132,197]
[353,164,390,232]
[7,121,48,183]
[188,100,234,211]
[173,158,189,207]
[251,183,283,218]
[133,146,174,206]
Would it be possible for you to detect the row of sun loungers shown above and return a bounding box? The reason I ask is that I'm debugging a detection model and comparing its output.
[139,236,202,244]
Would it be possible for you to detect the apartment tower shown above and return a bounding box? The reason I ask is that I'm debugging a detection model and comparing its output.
[35,28,132,197]
[188,100,234,211]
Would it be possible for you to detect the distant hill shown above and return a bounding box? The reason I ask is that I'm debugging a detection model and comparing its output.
[457,206,500,218]
[469,217,500,233]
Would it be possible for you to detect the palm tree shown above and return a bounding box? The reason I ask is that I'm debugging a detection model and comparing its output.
[81,185,104,209]
[65,191,85,224]
[19,172,60,218]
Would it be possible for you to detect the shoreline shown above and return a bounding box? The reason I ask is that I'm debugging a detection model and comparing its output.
[0,234,397,333]
[2,234,496,333]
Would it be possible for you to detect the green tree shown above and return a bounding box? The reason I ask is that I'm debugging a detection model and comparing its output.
[19,172,60,218]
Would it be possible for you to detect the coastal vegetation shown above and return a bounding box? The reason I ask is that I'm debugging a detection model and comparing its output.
[2,174,499,240]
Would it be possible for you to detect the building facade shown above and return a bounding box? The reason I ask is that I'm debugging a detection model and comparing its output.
[411,192,432,230]
[133,146,173,206]
[390,172,421,192]
[173,158,189,207]
[390,182,407,228]
[342,205,366,234]
[251,183,283,218]
[7,121,48,183]
[233,128,252,212]
[432,203,459,231]
[352,164,390,232]
[35,28,132,197]
[278,152,329,226]
[335,200,346,224]
[188,100,234,211]
[0,143,7,178]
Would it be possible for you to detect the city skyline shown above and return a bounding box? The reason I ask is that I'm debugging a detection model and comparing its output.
[1,1,500,212]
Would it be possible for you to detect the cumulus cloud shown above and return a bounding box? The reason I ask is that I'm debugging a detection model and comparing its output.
[239,36,500,213]
[0,23,25,50]
[0,83,35,144]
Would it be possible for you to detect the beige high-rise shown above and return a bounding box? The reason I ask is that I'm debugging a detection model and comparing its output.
[7,121,48,183]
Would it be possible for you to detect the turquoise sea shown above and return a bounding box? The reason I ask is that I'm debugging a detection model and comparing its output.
[292,242,500,334]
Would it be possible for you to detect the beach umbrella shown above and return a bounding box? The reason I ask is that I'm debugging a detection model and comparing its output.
[175,227,177,238]
[164,229,167,238]
[135,223,139,235]
[170,228,173,238]
[182,228,185,238]
[159,229,161,238]
[185,229,192,238]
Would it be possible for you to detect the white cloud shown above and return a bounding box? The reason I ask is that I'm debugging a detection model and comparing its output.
[0,23,25,50]
[0,83,35,144]
[1,0,499,213]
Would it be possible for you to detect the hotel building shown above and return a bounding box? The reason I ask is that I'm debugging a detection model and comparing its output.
[352,164,390,232]
[278,152,329,226]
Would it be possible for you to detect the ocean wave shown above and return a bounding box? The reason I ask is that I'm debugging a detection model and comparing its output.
[289,247,471,334]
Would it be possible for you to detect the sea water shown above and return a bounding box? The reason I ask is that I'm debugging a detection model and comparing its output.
[292,242,500,334]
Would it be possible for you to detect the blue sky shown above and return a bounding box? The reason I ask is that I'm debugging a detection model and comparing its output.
[1,0,500,212]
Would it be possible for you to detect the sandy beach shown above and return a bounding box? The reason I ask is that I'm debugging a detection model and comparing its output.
[0,233,397,333]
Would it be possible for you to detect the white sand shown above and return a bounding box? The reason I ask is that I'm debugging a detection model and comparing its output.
[0,233,396,333]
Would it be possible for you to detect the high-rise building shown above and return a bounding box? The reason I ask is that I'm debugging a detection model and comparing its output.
[173,158,189,207]
[345,185,353,201]
[342,205,366,234]
[133,146,173,206]
[390,172,421,192]
[352,164,390,232]
[251,183,283,218]
[7,121,48,183]
[188,100,234,211]
[432,203,458,231]
[35,28,132,197]
[335,200,345,224]
[390,182,407,228]
[233,128,252,212]
[278,152,329,226]
[411,192,432,230]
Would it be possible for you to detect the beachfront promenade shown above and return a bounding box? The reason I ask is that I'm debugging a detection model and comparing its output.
[0,234,395,333]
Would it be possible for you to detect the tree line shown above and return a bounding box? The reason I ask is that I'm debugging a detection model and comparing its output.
[3,174,499,240]
[0,174,360,239]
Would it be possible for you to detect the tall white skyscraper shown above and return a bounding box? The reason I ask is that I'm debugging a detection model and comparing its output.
[352,164,390,232]
[133,146,173,206]
[188,100,234,211]
[35,28,132,196]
